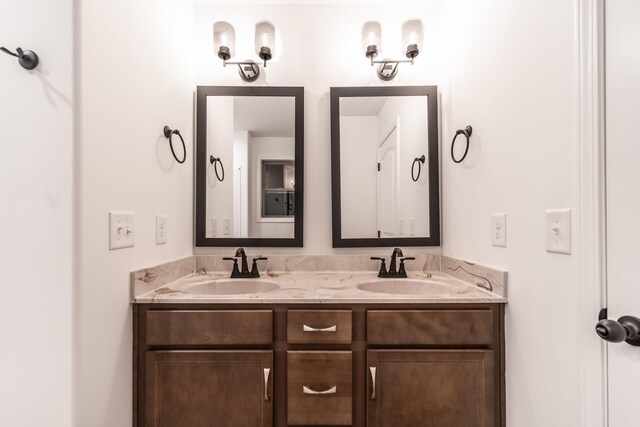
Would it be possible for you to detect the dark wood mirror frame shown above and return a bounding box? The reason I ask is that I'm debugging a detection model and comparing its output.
[195,86,304,247]
[330,86,440,248]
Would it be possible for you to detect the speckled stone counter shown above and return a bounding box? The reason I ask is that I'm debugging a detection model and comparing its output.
[131,254,507,304]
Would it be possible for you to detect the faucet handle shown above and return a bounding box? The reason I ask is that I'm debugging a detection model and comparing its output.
[398,257,415,277]
[250,257,268,278]
[370,257,388,277]
[223,257,240,277]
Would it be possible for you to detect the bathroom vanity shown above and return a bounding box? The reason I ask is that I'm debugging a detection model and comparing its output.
[132,256,507,427]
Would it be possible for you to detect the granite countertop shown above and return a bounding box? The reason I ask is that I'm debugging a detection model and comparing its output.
[134,268,506,304]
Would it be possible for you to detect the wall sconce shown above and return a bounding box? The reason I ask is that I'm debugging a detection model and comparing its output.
[363,20,423,81]
[214,21,275,83]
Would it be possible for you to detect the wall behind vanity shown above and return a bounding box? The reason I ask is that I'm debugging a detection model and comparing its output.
[194,2,443,254]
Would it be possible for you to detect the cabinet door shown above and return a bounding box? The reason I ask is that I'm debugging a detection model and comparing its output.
[145,350,272,427]
[367,350,494,427]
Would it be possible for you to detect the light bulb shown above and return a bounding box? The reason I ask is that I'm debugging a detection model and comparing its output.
[262,32,270,47]
[409,31,418,45]
[220,32,228,47]
[368,32,376,46]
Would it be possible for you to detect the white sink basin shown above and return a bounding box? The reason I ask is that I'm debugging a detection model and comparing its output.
[187,279,279,295]
[357,279,450,295]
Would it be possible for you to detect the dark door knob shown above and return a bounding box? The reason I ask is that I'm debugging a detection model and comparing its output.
[595,315,640,346]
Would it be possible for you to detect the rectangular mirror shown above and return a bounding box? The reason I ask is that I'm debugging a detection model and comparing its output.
[196,86,304,247]
[330,86,440,247]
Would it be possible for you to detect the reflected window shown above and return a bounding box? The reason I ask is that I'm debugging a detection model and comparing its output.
[262,160,295,217]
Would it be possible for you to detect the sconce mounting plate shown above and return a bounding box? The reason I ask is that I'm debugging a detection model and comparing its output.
[237,60,260,82]
[376,59,399,81]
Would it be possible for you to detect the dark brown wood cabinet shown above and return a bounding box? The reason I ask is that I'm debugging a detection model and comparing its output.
[367,350,494,427]
[145,350,273,427]
[134,303,504,427]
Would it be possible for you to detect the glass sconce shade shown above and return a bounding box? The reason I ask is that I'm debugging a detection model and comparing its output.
[362,21,382,61]
[214,22,235,59]
[255,22,275,66]
[402,20,423,58]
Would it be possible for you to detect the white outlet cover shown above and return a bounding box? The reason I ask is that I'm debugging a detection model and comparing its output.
[546,208,571,254]
[223,218,230,235]
[211,218,217,237]
[399,218,404,235]
[156,214,167,245]
[109,211,135,250]
[409,218,416,236]
[491,213,507,247]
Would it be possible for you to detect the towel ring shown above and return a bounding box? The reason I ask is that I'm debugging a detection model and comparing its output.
[451,125,473,163]
[163,126,186,164]
[209,155,225,181]
[411,155,426,182]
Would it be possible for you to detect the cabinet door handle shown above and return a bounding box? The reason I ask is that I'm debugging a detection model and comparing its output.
[370,366,377,400]
[303,324,337,332]
[263,368,271,401]
[302,385,337,395]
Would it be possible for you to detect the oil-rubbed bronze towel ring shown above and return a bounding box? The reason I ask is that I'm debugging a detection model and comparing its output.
[411,155,426,182]
[209,155,225,181]
[163,126,186,164]
[451,125,473,163]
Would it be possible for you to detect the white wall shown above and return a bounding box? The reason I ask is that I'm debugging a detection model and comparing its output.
[440,0,581,425]
[340,116,379,238]
[75,0,194,425]
[206,96,234,236]
[0,0,74,425]
[194,3,442,254]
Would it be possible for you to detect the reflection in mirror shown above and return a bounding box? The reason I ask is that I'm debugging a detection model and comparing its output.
[206,96,295,238]
[340,96,429,238]
[196,87,303,247]
[331,86,439,247]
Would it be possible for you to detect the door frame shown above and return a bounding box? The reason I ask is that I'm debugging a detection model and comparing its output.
[376,118,400,238]
[578,0,608,425]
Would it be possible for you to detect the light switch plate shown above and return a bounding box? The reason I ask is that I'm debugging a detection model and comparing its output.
[546,208,571,254]
[156,214,167,244]
[211,218,217,237]
[491,213,507,247]
[223,218,230,236]
[409,218,416,236]
[399,218,404,235]
[109,211,135,250]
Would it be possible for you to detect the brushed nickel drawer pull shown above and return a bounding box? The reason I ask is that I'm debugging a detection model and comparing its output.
[263,368,271,401]
[302,385,337,395]
[370,367,377,400]
[303,324,337,332]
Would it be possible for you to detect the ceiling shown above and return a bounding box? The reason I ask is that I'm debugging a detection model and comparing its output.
[339,97,387,117]
[233,96,295,137]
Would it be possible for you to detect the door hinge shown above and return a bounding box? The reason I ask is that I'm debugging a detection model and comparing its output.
[377,162,380,171]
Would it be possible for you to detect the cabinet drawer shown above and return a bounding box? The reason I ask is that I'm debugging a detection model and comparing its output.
[367,310,494,345]
[287,310,352,344]
[287,351,352,425]
[145,310,273,345]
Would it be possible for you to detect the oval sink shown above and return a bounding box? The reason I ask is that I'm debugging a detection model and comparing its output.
[357,279,450,295]
[187,279,279,295]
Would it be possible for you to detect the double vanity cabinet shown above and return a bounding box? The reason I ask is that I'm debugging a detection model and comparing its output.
[134,302,505,426]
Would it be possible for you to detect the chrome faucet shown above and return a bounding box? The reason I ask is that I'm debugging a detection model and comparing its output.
[371,248,415,278]
[223,248,268,278]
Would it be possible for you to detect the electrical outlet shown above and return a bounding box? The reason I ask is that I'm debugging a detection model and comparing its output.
[211,218,217,237]
[399,218,404,235]
[109,211,135,250]
[156,214,167,244]
[409,218,416,236]
[546,208,571,254]
[491,213,507,247]
[223,218,230,235]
